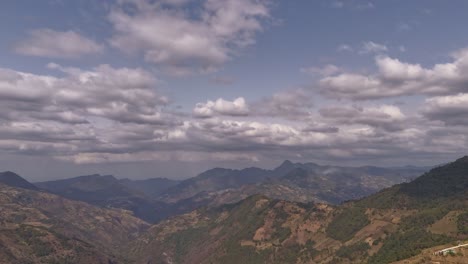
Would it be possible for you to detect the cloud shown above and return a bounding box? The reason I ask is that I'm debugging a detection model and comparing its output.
[320,48,468,100]
[331,1,374,10]
[320,105,407,132]
[193,97,249,118]
[422,93,468,125]
[360,41,388,54]
[331,1,344,8]
[108,0,271,74]
[0,64,173,126]
[15,29,104,58]
[301,64,341,76]
[253,89,314,118]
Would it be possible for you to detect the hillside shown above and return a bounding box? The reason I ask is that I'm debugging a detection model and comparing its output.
[127,156,467,264]
[0,183,149,263]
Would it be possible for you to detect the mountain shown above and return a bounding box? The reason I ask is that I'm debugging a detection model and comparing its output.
[156,161,429,208]
[119,177,180,199]
[31,161,429,226]
[0,182,149,264]
[127,156,467,264]
[35,174,170,223]
[158,167,271,203]
[0,171,38,190]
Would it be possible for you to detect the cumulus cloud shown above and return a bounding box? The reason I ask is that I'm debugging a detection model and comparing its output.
[108,0,270,74]
[320,48,468,100]
[15,29,104,58]
[320,105,407,131]
[0,63,175,126]
[2,52,468,165]
[422,93,468,125]
[193,97,249,118]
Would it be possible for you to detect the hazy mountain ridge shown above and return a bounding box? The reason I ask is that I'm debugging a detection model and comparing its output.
[154,161,429,210]
[28,160,429,225]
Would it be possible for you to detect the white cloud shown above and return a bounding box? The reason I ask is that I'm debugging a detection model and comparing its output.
[108,0,270,74]
[15,29,104,58]
[193,97,249,118]
[320,48,468,100]
[0,64,172,125]
[422,93,468,125]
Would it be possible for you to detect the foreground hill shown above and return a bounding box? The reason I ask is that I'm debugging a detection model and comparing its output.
[0,183,149,263]
[127,157,467,264]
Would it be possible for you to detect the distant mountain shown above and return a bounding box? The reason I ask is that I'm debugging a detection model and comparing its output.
[158,167,271,203]
[31,160,429,225]
[119,177,180,199]
[156,161,429,207]
[0,171,38,190]
[35,174,170,223]
[0,182,148,264]
[128,156,467,264]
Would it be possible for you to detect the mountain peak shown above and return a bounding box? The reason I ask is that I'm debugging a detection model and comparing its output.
[0,171,38,190]
[281,160,294,166]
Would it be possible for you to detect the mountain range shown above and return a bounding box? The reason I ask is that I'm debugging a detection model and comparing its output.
[32,161,428,224]
[0,158,465,263]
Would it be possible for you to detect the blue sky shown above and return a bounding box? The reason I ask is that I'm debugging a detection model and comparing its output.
[1,0,468,180]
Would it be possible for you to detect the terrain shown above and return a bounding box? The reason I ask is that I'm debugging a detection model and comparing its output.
[127,156,468,264]
[0,157,463,263]
[0,182,149,263]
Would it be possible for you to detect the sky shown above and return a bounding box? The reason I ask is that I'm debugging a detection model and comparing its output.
[1,0,468,181]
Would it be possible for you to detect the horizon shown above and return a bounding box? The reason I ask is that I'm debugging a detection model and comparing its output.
[2,157,442,182]
[1,0,468,181]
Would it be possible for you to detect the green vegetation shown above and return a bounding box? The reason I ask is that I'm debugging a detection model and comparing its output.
[326,207,370,242]
[400,157,468,200]
[336,242,370,261]
[457,211,468,235]
[369,209,455,264]
[168,226,211,263]
[16,225,55,257]
[368,229,452,264]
